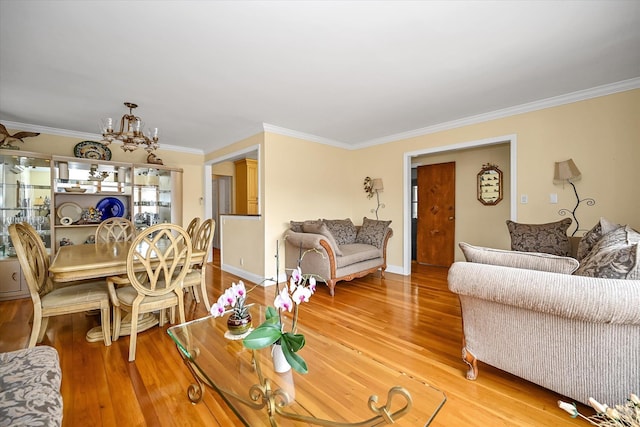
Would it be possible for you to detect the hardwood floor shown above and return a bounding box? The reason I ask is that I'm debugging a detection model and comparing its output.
[0,254,587,426]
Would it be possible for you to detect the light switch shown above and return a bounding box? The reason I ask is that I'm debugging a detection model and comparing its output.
[520,194,528,204]
[550,193,558,204]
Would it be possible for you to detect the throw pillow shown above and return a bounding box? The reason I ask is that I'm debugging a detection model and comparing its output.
[459,242,579,274]
[574,226,640,279]
[289,220,305,233]
[506,218,572,257]
[302,222,343,256]
[355,217,391,249]
[290,219,322,233]
[323,219,357,246]
[576,217,622,261]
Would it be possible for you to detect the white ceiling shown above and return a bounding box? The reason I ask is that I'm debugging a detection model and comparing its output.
[1,1,639,154]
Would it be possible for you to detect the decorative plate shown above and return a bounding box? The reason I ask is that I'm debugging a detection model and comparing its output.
[73,141,112,160]
[96,197,125,219]
[57,202,83,223]
[60,217,73,226]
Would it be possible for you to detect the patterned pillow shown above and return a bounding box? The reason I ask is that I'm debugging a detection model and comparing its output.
[355,217,391,248]
[576,217,622,261]
[574,226,640,279]
[302,222,343,256]
[506,218,572,257]
[323,219,357,245]
[459,242,579,274]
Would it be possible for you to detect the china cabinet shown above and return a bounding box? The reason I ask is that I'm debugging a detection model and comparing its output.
[0,152,184,300]
[52,156,133,252]
[0,150,52,300]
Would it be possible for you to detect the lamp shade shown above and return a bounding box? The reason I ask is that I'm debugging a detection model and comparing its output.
[372,178,383,191]
[553,159,581,184]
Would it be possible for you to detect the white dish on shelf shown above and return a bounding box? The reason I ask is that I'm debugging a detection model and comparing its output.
[60,217,73,226]
[64,186,87,193]
[57,202,82,223]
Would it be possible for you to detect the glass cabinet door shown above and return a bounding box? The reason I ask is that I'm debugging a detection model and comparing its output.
[133,165,182,229]
[0,150,52,257]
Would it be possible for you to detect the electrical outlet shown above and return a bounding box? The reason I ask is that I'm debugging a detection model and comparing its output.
[520,194,528,204]
[550,193,558,204]
[240,258,244,266]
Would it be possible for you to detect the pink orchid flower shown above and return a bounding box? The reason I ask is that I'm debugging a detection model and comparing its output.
[290,266,302,285]
[210,302,225,318]
[292,285,312,304]
[232,281,246,299]
[274,286,293,312]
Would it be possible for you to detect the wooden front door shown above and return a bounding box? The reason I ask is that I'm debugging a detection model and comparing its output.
[416,162,456,267]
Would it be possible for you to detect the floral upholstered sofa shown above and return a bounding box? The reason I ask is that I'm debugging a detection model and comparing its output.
[448,218,640,406]
[284,217,392,295]
[0,346,63,426]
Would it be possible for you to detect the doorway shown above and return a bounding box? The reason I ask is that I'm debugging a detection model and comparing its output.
[416,162,456,267]
[211,175,232,249]
[403,135,517,275]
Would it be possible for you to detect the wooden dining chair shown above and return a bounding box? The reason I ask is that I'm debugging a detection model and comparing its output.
[106,223,192,362]
[186,217,200,243]
[182,218,215,310]
[95,217,137,243]
[9,223,112,347]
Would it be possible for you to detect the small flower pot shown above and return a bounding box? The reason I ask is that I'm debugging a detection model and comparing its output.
[226,313,252,335]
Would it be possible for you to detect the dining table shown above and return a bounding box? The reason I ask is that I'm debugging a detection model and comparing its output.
[49,240,206,342]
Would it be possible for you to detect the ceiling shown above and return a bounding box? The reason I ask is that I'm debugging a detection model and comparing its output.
[1,1,639,154]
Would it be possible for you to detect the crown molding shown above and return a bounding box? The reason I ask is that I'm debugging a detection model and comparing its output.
[262,123,350,149]
[355,77,640,149]
[0,120,204,155]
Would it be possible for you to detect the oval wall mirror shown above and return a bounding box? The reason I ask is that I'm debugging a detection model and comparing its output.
[477,163,503,205]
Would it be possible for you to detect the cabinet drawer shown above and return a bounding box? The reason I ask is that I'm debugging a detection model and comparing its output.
[0,259,29,300]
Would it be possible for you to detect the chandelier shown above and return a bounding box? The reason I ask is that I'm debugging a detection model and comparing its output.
[101,102,159,152]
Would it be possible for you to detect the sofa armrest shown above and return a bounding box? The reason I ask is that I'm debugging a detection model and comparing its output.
[284,230,339,256]
[284,230,335,280]
[448,262,640,325]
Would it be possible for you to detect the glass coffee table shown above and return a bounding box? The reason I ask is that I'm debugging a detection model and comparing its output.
[167,305,446,426]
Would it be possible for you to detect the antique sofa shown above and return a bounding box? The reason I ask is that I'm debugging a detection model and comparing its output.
[284,218,392,295]
[0,345,63,426]
[448,218,640,405]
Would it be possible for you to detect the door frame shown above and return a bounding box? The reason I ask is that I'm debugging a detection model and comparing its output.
[402,134,518,274]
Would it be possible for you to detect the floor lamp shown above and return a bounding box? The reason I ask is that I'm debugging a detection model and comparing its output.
[553,159,595,236]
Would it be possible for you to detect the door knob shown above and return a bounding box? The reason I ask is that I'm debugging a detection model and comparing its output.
[448,216,454,220]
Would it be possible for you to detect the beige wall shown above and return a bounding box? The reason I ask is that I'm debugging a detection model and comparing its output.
[263,133,357,280]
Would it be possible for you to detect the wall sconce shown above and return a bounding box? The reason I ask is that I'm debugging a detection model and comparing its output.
[364,177,385,219]
[553,158,595,236]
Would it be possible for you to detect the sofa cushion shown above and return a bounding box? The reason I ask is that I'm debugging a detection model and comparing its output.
[574,225,640,279]
[506,218,572,256]
[323,218,357,246]
[290,219,321,233]
[302,222,343,256]
[459,242,579,274]
[336,243,382,268]
[355,217,391,249]
[576,217,622,261]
